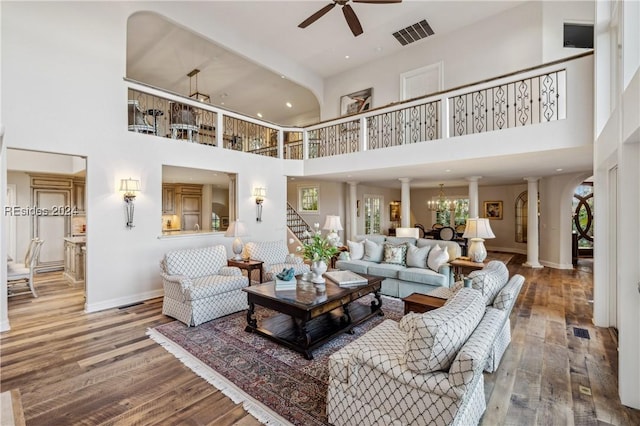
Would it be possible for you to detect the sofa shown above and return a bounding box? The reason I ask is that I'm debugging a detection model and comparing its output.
[160,245,249,326]
[244,240,310,282]
[327,261,525,425]
[335,235,461,298]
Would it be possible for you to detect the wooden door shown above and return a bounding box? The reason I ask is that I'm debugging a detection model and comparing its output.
[33,189,70,270]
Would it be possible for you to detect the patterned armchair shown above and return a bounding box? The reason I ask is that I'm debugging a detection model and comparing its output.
[328,288,500,426]
[244,240,310,282]
[160,245,249,326]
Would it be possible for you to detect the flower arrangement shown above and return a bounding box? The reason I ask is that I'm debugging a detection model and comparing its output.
[297,223,339,262]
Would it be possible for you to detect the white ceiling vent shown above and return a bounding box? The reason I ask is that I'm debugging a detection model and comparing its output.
[393,19,435,46]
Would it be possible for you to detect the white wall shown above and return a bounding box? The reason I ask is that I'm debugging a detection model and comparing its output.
[542,1,594,63]
[593,0,640,410]
[322,1,544,120]
[1,2,292,314]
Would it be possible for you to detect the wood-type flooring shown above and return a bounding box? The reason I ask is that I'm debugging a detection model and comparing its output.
[2,255,639,425]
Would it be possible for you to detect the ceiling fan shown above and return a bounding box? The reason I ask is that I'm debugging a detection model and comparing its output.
[298,0,402,37]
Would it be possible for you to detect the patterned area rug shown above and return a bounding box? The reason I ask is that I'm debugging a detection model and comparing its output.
[148,295,404,426]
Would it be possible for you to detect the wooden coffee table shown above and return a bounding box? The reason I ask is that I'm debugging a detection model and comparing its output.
[243,273,383,359]
[402,292,447,314]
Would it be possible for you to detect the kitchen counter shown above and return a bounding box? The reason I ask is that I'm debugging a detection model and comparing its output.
[64,237,86,285]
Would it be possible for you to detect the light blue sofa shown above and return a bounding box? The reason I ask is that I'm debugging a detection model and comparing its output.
[335,235,461,298]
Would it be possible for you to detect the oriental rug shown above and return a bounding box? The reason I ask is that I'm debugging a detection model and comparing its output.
[147,295,403,426]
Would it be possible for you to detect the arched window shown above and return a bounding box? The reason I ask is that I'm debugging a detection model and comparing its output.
[515,191,528,243]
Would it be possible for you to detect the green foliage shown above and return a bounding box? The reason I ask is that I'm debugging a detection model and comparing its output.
[298,225,339,262]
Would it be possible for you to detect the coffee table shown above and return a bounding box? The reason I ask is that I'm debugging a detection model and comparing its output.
[243,274,383,359]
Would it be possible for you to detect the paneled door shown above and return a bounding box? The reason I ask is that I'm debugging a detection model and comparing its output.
[33,189,70,270]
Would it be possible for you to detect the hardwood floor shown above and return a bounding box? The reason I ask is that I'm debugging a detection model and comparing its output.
[2,257,639,425]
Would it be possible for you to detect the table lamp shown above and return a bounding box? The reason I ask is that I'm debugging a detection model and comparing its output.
[323,215,343,247]
[224,219,249,260]
[462,218,495,262]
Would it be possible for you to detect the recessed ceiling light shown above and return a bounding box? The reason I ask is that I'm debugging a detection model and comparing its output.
[375,46,383,52]
[280,75,286,79]
[445,169,452,173]
[286,102,292,108]
[257,112,263,118]
[345,55,350,59]
[556,168,563,171]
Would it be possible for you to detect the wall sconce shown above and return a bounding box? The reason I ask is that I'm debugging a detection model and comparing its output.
[254,187,266,222]
[120,178,140,229]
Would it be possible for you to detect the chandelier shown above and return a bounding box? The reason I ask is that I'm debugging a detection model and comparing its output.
[427,184,465,213]
[187,69,210,103]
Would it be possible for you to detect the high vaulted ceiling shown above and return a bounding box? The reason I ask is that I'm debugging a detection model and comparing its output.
[127,1,526,126]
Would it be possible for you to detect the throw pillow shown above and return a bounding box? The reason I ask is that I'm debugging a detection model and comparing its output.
[427,244,448,272]
[363,239,384,263]
[382,243,408,266]
[347,240,365,260]
[406,244,430,268]
[400,288,485,373]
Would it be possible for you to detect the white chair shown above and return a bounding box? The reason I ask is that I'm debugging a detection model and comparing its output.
[169,102,199,142]
[128,100,155,134]
[8,239,44,297]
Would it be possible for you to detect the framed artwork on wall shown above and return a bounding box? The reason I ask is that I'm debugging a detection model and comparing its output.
[340,88,373,116]
[484,201,503,220]
[389,201,401,222]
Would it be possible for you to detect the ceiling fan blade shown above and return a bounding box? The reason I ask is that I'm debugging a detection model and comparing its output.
[298,3,337,28]
[353,0,402,4]
[342,4,363,36]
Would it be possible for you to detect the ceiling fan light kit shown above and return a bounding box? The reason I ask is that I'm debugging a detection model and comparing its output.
[299,0,402,37]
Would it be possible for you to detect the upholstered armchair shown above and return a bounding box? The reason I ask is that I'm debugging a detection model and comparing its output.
[160,245,249,326]
[244,240,310,282]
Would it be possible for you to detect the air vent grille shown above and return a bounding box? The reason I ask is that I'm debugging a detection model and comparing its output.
[393,19,434,46]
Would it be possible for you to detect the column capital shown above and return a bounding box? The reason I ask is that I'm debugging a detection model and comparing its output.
[398,177,411,183]
[524,176,541,182]
[347,181,359,186]
[466,176,482,182]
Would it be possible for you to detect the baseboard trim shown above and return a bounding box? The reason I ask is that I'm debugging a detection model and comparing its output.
[85,289,164,313]
[0,319,11,332]
[485,246,527,255]
[540,260,574,270]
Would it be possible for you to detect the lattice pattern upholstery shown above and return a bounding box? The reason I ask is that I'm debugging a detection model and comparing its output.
[399,288,485,373]
[244,241,310,282]
[467,260,509,305]
[160,246,249,326]
[327,305,491,426]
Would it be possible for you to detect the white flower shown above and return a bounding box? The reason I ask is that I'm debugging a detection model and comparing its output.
[288,238,294,244]
[302,230,311,238]
[295,245,302,252]
[313,222,320,230]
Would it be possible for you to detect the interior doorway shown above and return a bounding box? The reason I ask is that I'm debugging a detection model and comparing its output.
[5,149,87,305]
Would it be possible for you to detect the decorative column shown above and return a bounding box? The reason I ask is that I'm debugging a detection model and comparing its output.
[399,178,411,227]
[348,182,358,240]
[466,176,481,218]
[524,177,543,268]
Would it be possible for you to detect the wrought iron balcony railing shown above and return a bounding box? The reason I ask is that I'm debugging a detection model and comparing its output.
[125,52,590,160]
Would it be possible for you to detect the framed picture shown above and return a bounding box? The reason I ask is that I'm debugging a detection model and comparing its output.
[340,88,373,116]
[389,201,400,222]
[221,217,229,228]
[484,201,503,220]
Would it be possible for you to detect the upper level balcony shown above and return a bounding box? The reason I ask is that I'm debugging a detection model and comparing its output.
[125,52,593,177]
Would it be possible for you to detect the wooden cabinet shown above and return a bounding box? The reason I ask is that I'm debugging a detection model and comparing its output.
[63,237,86,284]
[162,184,203,231]
[72,179,85,214]
[162,185,176,214]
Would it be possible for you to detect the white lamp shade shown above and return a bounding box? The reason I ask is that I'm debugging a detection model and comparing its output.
[462,218,495,239]
[224,220,249,237]
[119,178,140,193]
[322,215,343,231]
[395,227,419,238]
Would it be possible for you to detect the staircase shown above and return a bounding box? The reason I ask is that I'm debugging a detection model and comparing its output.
[287,202,312,242]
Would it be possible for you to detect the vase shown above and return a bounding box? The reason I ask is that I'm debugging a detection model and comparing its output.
[311,260,327,284]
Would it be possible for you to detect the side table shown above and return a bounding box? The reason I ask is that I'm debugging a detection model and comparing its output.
[227,259,263,284]
[449,258,485,281]
[402,292,447,314]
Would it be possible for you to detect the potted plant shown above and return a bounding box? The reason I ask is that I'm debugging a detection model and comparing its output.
[297,223,339,284]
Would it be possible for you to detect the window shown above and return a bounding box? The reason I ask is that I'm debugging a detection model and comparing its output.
[573,182,594,250]
[364,195,383,234]
[435,199,469,226]
[299,186,319,213]
[515,191,528,243]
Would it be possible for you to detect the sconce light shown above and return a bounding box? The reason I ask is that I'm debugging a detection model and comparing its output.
[120,178,140,229]
[254,187,266,222]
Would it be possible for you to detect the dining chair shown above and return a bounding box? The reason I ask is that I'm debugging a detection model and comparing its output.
[437,226,456,241]
[8,239,44,298]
